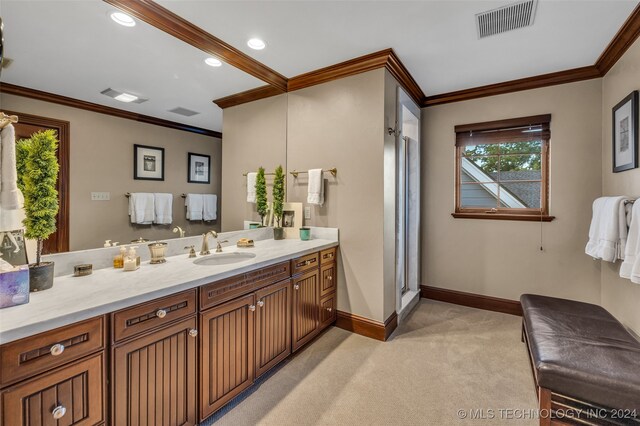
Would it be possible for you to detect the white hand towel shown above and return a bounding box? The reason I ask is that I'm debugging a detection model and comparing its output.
[307,168,324,206]
[0,124,22,210]
[153,193,173,225]
[621,201,640,280]
[203,194,217,221]
[185,193,204,221]
[247,172,257,203]
[585,196,628,262]
[129,193,155,225]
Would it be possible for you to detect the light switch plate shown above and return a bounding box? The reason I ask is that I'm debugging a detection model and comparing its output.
[304,206,311,219]
[91,192,111,201]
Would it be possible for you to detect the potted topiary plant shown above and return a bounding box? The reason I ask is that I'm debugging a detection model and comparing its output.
[272,165,285,240]
[17,130,59,292]
[255,166,268,226]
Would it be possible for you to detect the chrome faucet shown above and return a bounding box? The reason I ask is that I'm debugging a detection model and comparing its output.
[200,231,218,255]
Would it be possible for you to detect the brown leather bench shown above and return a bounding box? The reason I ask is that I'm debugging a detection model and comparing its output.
[520,294,640,425]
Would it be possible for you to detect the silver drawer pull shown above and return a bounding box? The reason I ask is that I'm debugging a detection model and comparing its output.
[156,309,167,319]
[294,284,299,290]
[189,329,198,338]
[52,405,66,419]
[257,300,264,307]
[249,305,256,312]
[50,344,65,356]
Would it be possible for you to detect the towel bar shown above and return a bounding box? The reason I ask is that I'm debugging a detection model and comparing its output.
[290,168,337,178]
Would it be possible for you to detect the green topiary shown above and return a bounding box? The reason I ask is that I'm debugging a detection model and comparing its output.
[272,165,285,227]
[21,130,59,265]
[255,167,268,225]
[15,138,31,193]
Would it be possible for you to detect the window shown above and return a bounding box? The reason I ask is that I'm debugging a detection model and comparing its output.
[453,114,554,221]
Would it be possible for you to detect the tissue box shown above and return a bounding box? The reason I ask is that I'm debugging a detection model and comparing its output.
[0,265,30,309]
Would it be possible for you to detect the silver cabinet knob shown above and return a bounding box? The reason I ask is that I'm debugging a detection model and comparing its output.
[249,305,256,312]
[50,344,65,356]
[156,309,167,319]
[188,329,198,338]
[294,284,299,290]
[328,276,333,281]
[257,300,264,307]
[52,405,66,419]
[326,307,333,312]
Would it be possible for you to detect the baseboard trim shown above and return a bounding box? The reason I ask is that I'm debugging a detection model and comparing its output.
[420,285,522,316]
[336,310,398,341]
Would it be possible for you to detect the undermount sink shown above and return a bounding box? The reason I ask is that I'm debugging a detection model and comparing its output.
[193,252,256,266]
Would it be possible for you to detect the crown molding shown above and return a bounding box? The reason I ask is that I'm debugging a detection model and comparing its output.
[595,3,640,75]
[213,85,284,109]
[104,0,288,92]
[0,83,222,138]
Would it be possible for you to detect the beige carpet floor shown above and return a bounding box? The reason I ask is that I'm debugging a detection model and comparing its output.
[204,299,538,425]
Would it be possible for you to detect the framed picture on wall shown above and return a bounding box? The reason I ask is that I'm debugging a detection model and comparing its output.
[134,144,165,180]
[0,229,28,267]
[282,202,303,239]
[188,152,211,184]
[612,91,639,173]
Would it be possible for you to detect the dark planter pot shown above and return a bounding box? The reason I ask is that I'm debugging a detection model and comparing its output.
[273,227,285,240]
[29,262,55,292]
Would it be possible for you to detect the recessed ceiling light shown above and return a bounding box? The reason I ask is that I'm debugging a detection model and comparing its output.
[204,57,222,67]
[247,38,266,50]
[110,12,136,27]
[114,93,139,103]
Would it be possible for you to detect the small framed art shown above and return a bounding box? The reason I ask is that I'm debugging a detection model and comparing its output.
[612,91,639,173]
[134,144,165,181]
[188,152,211,184]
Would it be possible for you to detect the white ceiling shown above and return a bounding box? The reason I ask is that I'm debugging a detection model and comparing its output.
[0,1,265,132]
[157,0,639,95]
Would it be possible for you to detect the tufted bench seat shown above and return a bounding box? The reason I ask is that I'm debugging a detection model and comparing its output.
[520,294,640,425]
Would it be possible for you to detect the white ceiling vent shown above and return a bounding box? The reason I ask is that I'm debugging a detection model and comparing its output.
[169,107,200,117]
[476,0,538,39]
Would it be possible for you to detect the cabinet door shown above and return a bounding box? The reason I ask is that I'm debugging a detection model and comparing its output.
[319,293,337,330]
[255,279,291,378]
[200,294,255,420]
[112,317,197,426]
[320,263,336,298]
[1,353,104,426]
[292,269,320,352]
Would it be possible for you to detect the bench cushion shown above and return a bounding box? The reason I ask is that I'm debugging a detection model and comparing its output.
[521,294,640,410]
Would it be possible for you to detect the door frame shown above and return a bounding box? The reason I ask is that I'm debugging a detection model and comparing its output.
[7,110,70,253]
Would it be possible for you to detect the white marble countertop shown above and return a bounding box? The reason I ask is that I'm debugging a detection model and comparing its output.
[0,238,338,344]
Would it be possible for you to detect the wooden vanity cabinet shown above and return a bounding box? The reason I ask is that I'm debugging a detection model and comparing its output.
[255,279,292,378]
[292,268,321,352]
[111,291,198,426]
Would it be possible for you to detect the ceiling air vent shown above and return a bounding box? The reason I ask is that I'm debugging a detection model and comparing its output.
[100,88,148,104]
[169,107,200,117]
[476,0,538,39]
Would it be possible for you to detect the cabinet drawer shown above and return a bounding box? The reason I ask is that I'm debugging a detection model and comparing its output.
[320,263,337,298]
[112,289,197,343]
[1,352,105,426]
[0,316,105,387]
[320,294,337,330]
[200,261,290,310]
[320,247,337,265]
[291,252,319,276]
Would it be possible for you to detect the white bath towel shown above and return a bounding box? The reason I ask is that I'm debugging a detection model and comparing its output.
[153,193,173,224]
[0,124,22,210]
[307,168,324,206]
[621,200,640,282]
[203,194,217,221]
[185,193,204,221]
[585,196,629,262]
[129,193,155,225]
[246,172,257,203]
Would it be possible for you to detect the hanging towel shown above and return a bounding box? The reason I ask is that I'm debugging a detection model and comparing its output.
[203,194,217,221]
[153,193,173,225]
[246,172,257,203]
[307,168,324,206]
[585,196,629,262]
[621,201,640,281]
[185,193,204,221]
[0,124,22,210]
[128,193,155,225]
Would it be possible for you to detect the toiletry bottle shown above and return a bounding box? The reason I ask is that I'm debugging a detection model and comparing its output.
[124,246,139,271]
[114,246,126,269]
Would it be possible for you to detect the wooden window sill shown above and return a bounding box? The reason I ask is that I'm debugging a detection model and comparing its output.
[451,213,555,222]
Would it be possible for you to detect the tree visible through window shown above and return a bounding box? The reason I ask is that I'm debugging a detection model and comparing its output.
[453,115,553,221]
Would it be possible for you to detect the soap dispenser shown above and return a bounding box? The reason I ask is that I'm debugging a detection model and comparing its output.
[114,246,126,268]
[124,246,139,271]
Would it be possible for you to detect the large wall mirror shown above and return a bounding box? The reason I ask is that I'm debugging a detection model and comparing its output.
[0,1,271,252]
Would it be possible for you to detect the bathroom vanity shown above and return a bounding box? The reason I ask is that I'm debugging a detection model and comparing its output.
[0,238,338,425]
